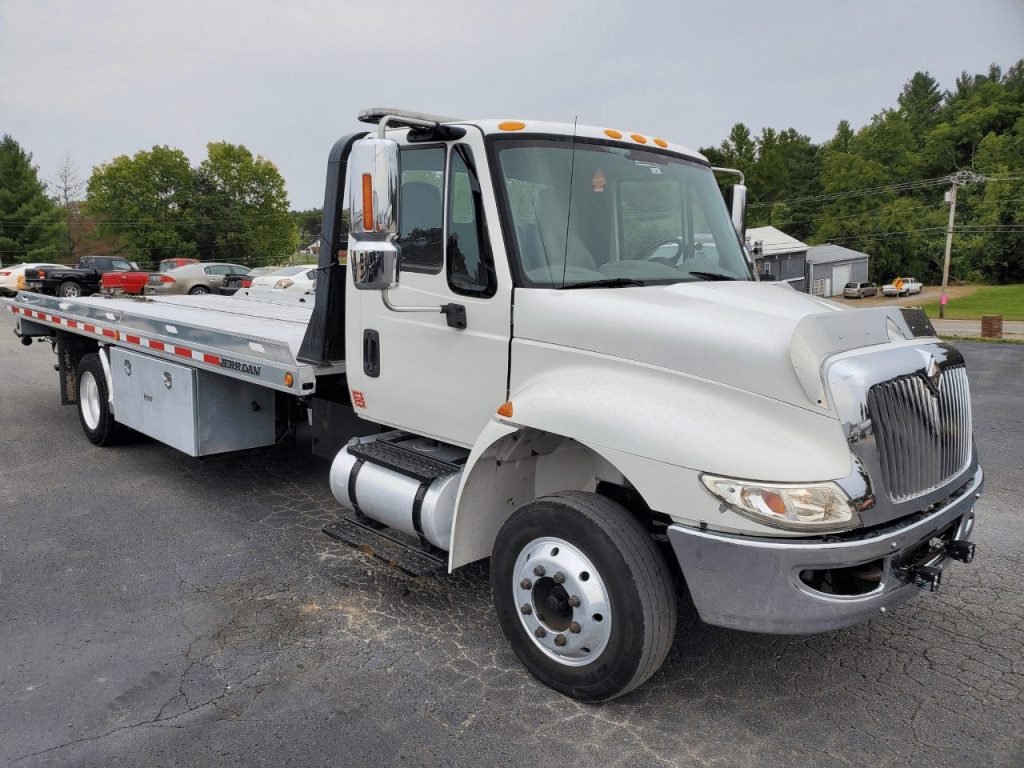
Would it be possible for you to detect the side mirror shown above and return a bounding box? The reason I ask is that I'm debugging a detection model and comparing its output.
[350,244,399,291]
[724,184,747,241]
[347,137,399,241]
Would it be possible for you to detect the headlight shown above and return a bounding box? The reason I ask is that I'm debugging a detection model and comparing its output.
[274,279,294,289]
[701,475,860,531]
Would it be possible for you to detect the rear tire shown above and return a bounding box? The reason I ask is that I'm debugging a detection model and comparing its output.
[59,280,82,298]
[491,491,677,702]
[77,353,120,446]
[188,285,210,295]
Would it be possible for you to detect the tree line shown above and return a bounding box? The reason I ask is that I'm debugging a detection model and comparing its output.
[4,60,1021,280]
[0,138,297,268]
[702,60,1024,284]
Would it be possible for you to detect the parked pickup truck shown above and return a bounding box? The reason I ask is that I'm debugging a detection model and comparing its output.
[3,109,983,702]
[25,255,138,298]
[101,258,200,296]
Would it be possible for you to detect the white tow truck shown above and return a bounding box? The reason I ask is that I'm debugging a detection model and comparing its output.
[4,109,983,701]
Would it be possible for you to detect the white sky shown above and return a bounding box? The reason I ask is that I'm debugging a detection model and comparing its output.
[1,0,1021,210]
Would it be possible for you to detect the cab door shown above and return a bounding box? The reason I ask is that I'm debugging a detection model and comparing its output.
[346,131,513,447]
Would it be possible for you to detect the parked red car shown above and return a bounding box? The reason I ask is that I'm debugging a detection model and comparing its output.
[101,258,200,295]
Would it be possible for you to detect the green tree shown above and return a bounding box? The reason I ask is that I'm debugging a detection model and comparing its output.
[194,142,297,265]
[0,135,65,264]
[85,146,196,266]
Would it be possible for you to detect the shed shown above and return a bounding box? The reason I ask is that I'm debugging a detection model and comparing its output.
[805,244,870,297]
[746,226,807,291]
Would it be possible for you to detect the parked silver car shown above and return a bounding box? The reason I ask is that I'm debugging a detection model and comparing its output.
[144,262,248,296]
[842,281,877,299]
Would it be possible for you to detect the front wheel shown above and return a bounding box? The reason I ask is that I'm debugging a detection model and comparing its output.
[491,491,677,702]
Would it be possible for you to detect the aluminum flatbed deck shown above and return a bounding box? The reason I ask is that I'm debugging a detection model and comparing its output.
[4,290,342,394]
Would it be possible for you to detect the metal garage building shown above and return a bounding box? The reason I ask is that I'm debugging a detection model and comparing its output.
[746,226,808,291]
[805,243,870,297]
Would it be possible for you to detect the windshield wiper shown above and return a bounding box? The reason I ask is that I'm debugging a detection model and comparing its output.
[558,278,646,290]
[687,271,736,281]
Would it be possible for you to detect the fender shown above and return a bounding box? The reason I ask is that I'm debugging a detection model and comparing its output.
[448,351,853,569]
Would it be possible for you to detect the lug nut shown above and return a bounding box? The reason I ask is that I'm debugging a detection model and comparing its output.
[554,634,567,647]
[569,621,581,634]
[568,595,581,608]
[534,627,546,638]
[520,578,532,590]
[533,565,546,577]
[521,604,532,615]
[552,571,566,584]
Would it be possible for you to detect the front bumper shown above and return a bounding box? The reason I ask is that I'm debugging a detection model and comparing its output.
[667,466,983,634]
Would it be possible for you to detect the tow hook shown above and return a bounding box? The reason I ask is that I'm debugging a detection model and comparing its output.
[945,540,976,563]
[896,564,943,592]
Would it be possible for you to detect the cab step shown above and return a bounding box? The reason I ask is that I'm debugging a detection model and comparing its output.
[323,513,447,577]
[347,434,464,482]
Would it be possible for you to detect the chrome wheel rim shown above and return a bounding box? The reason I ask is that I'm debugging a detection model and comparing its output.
[513,536,612,666]
[80,371,101,430]
[62,284,80,297]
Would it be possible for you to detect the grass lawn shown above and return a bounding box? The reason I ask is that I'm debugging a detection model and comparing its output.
[921,284,1024,321]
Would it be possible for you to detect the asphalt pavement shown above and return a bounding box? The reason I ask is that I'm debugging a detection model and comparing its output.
[1,326,1022,767]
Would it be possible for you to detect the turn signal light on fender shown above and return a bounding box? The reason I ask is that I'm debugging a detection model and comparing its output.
[497,401,514,417]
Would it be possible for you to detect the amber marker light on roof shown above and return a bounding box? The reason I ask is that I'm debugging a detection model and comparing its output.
[361,174,373,231]
[630,134,648,144]
[604,129,623,139]
[497,401,514,417]
[653,138,668,148]
[499,121,526,131]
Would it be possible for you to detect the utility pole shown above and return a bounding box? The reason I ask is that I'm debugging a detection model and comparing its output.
[939,170,985,319]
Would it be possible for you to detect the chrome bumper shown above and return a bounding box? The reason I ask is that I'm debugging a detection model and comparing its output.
[667,466,983,634]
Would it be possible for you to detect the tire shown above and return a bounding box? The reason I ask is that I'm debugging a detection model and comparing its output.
[77,353,120,446]
[491,491,677,702]
[59,280,82,298]
[188,285,210,295]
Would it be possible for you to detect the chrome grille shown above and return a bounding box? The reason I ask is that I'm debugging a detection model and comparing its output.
[868,366,970,505]
[867,365,972,502]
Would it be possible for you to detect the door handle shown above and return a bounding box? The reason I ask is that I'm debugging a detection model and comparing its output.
[363,329,380,378]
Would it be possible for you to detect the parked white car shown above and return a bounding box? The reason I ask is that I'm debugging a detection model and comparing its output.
[249,266,316,293]
[882,277,922,296]
[0,262,63,296]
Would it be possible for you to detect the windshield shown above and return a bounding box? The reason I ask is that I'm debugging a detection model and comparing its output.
[494,138,752,287]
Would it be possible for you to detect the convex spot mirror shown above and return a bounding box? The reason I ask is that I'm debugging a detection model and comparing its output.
[350,246,399,291]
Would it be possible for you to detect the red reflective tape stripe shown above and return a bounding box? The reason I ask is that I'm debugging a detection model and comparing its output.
[101,328,116,338]
[125,334,140,345]
[203,353,221,365]
[67,320,78,329]
[84,324,95,333]
[174,346,192,358]
[149,340,165,351]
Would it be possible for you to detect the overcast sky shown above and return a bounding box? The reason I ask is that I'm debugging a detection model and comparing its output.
[1,0,1021,210]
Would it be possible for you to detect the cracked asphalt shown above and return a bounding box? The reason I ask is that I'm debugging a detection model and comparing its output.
[1,327,1022,768]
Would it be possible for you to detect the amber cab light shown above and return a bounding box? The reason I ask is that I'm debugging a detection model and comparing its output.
[362,173,374,231]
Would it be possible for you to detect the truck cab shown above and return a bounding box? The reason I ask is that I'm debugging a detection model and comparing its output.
[307,110,981,700]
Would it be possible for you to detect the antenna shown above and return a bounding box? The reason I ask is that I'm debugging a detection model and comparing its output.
[561,116,578,288]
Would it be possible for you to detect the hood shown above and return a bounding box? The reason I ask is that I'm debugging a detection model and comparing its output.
[514,281,912,413]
